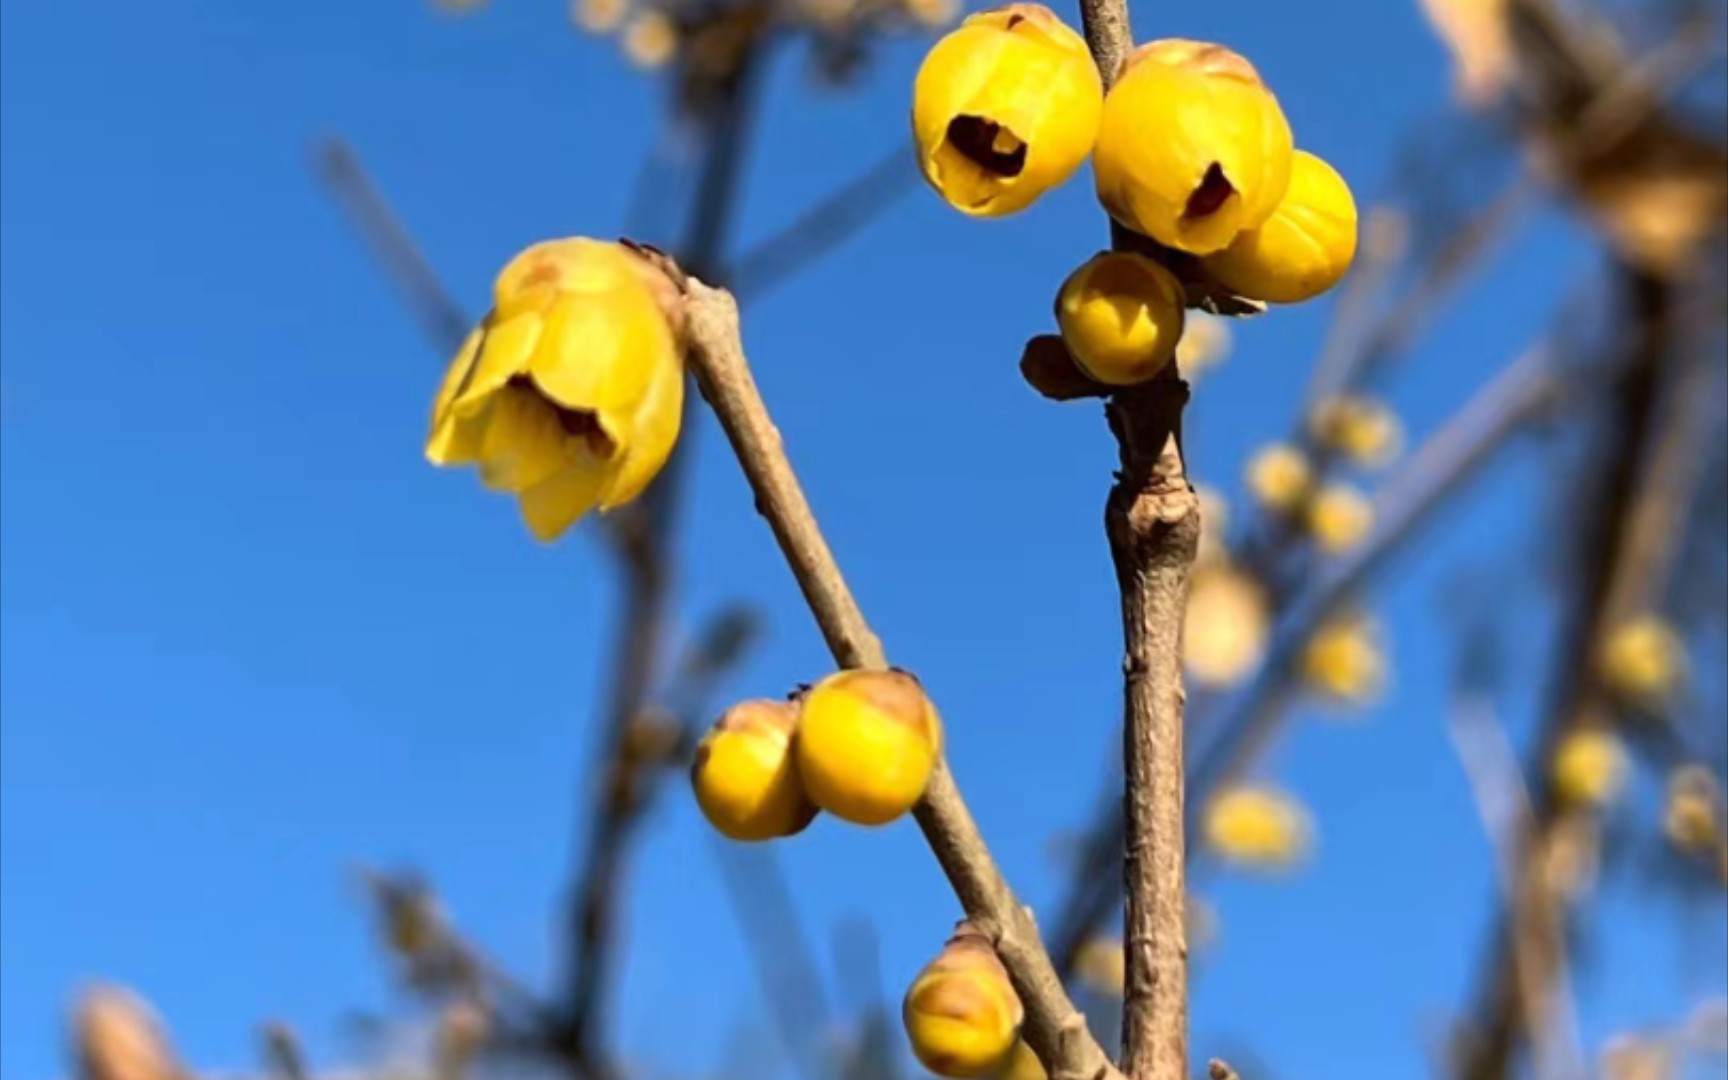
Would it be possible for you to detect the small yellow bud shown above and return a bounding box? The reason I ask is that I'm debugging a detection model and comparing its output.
[1306,483,1374,554]
[622,11,678,67]
[796,670,943,825]
[1203,785,1312,869]
[426,238,684,542]
[1244,443,1312,513]
[1183,564,1270,688]
[692,700,819,841]
[71,987,180,1080]
[1599,614,1687,709]
[1665,766,1722,853]
[1175,312,1232,380]
[1072,937,1125,995]
[991,1040,1047,1080]
[1094,40,1294,254]
[904,924,1023,1077]
[911,4,1104,217]
[1055,251,1186,386]
[905,0,960,28]
[572,0,629,34]
[1301,614,1385,704]
[1203,150,1358,303]
[1308,395,1404,468]
[1551,728,1628,808]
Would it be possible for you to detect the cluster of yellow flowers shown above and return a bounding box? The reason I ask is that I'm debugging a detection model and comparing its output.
[425,238,685,542]
[912,6,1356,386]
[690,669,944,839]
[1202,785,1313,869]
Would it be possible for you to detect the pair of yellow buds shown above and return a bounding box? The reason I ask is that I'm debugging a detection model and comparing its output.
[913,6,1357,385]
[903,923,1027,1077]
[425,237,686,542]
[691,669,944,841]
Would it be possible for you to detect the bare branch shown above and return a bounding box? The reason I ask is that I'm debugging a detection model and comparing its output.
[679,277,1121,1080]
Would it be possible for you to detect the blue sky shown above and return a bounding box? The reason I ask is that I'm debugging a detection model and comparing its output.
[2,1,1722,1078]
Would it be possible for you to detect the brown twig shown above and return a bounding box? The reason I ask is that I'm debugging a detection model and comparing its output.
[1074,0,1197,1074]
[679,278,1121,1080]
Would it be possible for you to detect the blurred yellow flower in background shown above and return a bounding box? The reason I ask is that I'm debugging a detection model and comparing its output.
[1599,614,1687,709]
[1308,394,1404,468]
[1306,482,1374,554]
[1073,936,1125,995]
[1665,766,1723,854]
[623,11,679,67]
[1203,785,1313,869]
[573,0,629,34]
[904,0,961,28]
[1551,727,1629,808]
[1175,311,1232,380]
[71,985,180,1080]
[1183,563,1270,688]
[426,238,685,542]
[1301,614,1386,705]
[1245,442,1312,513]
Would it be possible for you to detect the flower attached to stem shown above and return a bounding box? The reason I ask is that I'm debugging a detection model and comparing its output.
[911,4,1103,217]
[1055,250,1186,386]
[692,699,820,841]
[425,238,685,542]
[795,669,943,825]
[1202,149,1358,303]
[904,922,1024,1077]
[1203,785,1313,869]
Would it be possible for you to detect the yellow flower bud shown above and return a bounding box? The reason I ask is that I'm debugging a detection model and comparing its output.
[1203,785,1312,869]
[692,700,819,842]
[904,924,1023,1077]
[1665,766,1722,853]
[1308,395,1403,468]
[1599,614,1687,709]
[1245,442,1312,513]
[905,0,960,28]
[1183,564,1270,688]
[71,986,180,1080]
[426,238,684,543]
[1301,614,1385,704]
[991,1040,1047,1080]
[1176,312,1232,380]
[622,11,678,67]
[1203,150,1358,303]
[1306,483,1374,554]
[911,4,1103,217]
[796,670,943,825]
[573,0,629,34]
[1551,728,1628,808]
[1094,40,1294,254]
[1055,251,1186,386]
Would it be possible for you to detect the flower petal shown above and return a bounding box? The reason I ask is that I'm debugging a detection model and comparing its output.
[452,312,543,416]
[518,452,612,542]
[599,337,685,510]
[475,383,582,493]
[426,329,487,465]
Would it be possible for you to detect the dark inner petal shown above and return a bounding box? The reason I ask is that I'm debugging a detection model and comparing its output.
[1183,162,1236,219]
[945,115,1027,178]
[508,375,616,458]
[1004,11,1025,28]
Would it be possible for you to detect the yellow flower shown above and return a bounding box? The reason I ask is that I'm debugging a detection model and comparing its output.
[622,11,678,67]
[1301,614,1385,704]
[1183,563,1270,688]
[1306,483,1374,554]
[905,0,960,28]
[1551,728,1628,808]
[795,669,943,825]
[1203,150,1358,304]
[904,924,1023,1077]
[990,1040,1046,1080]
[1072,937,1125,995]
[1244,442,1312,513]
[1094,40,1293,254]
[426,238,684,543]
[911,4,1103,217]
[1665,766,1722,853]
[1175,312,1232,380]
[71,985,180,1080]
[691,700,819,842]
[1599,614,1687,709]
[573,0,629,34]
[1308,394,1403,468]
[1203,785,1312,869]
[1055,251,1186,386]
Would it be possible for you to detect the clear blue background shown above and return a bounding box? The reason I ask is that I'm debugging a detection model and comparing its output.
[3,1,1722,1077]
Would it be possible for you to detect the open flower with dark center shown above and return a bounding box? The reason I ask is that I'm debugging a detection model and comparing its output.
[1094,39,1294,254]
[911,3,1102,217]
[425,237,684,542]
